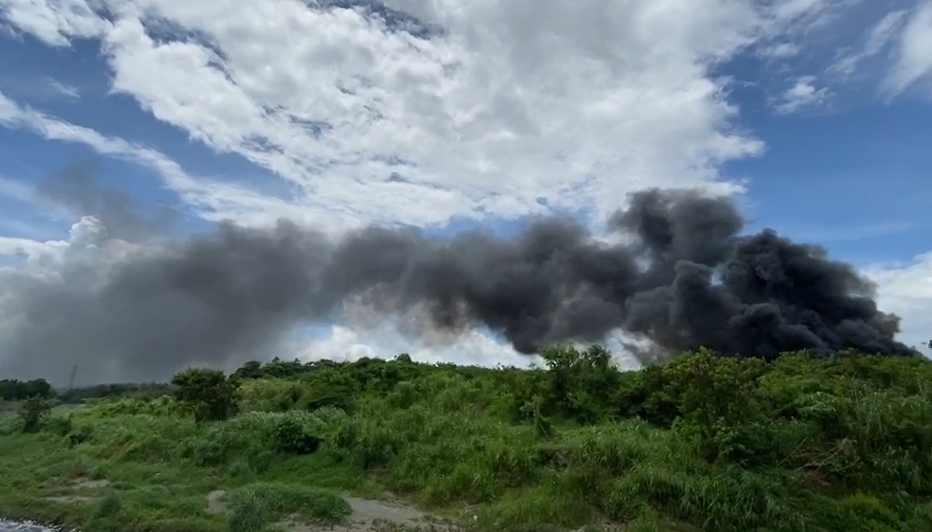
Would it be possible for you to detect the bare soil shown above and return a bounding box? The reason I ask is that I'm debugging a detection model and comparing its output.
[42,479,111,505]
[205,490,460,532]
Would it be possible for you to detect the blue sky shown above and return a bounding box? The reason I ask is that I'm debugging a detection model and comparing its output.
[0,0,931,369]
[724,86,932,263]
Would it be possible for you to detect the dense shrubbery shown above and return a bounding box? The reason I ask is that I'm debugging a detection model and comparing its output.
[2,347,931,532]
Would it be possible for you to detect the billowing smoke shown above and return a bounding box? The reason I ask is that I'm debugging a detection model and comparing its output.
[0,170,915,384]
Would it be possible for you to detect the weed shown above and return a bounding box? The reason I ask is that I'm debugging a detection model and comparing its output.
[1,348,931,532]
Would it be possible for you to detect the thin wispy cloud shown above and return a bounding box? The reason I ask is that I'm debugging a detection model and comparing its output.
[830,9,909,78]
[0,174,36,204]
[882,0,932,98]
[43,78,80,100]
[759,42,802,60]
[773,75,831,113]
[785,221,917,243]
[0,91,325,228]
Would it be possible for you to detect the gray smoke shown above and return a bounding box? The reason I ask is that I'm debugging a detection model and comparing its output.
[35,161,179,242]
[0,174,915,384]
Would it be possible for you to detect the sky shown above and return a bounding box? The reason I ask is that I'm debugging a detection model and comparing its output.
[0,0,931,377]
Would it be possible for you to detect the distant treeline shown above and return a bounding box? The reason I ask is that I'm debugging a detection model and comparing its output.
[0,378,54,401]
[57,382,175,402]
[229,354,427,381]
[4,342,931,404]
[0,354,480,402]
[0,379,174,402]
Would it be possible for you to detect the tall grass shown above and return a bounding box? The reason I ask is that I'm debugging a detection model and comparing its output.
[1,348,930,532]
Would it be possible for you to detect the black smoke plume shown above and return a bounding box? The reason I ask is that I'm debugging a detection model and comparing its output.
[0,173,915,384]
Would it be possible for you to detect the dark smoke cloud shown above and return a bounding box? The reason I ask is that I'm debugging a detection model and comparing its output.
[0,173,916,384]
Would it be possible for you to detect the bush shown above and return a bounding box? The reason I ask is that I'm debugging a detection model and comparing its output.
[3,347,931,532]
[227,493,263,532]
[274,417,322,455]
[172,368,239,422]
[539,344,622,424]
[18,396,55,433]
[227,483,350,524]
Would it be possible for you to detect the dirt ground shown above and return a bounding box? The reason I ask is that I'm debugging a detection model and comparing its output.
[40,481,459,532]
[206,490,460,532]
[42,479,110,505]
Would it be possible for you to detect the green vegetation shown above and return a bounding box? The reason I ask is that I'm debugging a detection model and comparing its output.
[0,378,54,401]
[1,347,931,532]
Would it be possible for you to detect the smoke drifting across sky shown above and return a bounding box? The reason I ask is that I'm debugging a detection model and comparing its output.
[0,167,916,384]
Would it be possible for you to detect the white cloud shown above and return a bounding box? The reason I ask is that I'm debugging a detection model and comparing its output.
[773,75,830,113]
[882,0,932,97]
[782,220,916,243]
[829,9,908,78]
[768,0,836,28]
[292,321,645,370]
[294,322,532,367]
[0,0,801,230]
[0,89,351,230]
[0,0,107,45]
[759,42,802,60]
[68,215,108,247]
[0,173,73,222]
[6,0,926,369]
[44,78,80,100]
[0,215,136,263]
[0,174,36,204]
[0,234,67,261]
[863,254,932,354]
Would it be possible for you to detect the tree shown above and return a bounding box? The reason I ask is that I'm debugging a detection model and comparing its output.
[539,344,621,424]
[171,368,238,422]
[19,396,55,432]
[231,360,264,381]
[0,378,54,401]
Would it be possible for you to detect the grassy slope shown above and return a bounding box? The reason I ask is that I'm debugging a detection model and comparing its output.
[1,348,931,532]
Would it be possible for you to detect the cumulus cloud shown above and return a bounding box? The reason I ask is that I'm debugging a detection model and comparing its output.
[863,254,932,354]
[0,212,142,280]
[294,322,534,368]
[0,0,804,229]
[0,234,68,263]
[1,0,929,381]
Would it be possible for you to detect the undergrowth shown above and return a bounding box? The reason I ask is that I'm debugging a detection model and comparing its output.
[0,347,930,532]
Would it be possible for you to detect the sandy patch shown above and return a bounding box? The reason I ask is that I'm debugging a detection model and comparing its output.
[72,479,109,490]
[206,490,227,515]
[43,496,100,505]
[278,496,459,532]
[44,478,111,505]
[205,490,458,532]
